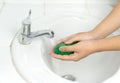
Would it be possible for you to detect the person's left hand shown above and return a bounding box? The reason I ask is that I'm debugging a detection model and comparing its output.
[50,40,98,61]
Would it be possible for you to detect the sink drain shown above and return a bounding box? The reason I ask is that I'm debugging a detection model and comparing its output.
[62,74,76,81]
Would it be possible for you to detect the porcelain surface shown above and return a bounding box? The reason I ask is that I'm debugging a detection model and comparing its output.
[11,16,120,83]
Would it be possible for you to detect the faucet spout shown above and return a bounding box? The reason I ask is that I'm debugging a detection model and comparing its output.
[28,30,54,38]
[19,29,54,45]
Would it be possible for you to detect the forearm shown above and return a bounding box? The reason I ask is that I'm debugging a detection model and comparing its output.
[94,35,120,52]
[91,2,120,39]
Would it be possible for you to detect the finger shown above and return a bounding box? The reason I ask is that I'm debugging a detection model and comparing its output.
[58,34,77,43]
[59,46,75,52]
[71,53,84,61]
[50,52,77,61]
[49,45,75,61]
[65,36,80,44]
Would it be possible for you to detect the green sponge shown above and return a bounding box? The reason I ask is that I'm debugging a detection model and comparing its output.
[53,42,78,55]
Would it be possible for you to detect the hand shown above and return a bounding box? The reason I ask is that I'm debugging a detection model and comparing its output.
[59,31,97,44]
[50,40,98,61]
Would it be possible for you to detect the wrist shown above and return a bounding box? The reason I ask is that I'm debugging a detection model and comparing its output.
[90,39,104,53]
[92,39,109,53]
[88,30,101,40]
[90,28,107,40]
[83,40,102,53]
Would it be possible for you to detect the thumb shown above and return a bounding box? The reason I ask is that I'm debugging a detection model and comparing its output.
[59,46,75,52]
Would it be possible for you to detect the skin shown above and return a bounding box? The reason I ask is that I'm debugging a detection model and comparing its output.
[50,2,120,61]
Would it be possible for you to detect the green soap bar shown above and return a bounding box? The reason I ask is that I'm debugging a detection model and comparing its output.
[54,42,78,55]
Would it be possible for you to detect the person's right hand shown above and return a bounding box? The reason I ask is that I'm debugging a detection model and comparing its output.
[59,31,97,44]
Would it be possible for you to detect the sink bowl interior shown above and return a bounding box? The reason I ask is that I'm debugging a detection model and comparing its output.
[10,16,120,83]
[48,16,120,83]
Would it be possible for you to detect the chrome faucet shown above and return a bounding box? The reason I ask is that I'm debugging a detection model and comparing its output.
[18,10,54,45]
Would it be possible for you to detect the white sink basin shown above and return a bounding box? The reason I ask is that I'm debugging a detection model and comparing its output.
[10,16,120,83]
[11,32,54,83]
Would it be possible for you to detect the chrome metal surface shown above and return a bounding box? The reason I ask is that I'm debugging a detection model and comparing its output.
[62,74,76,81]
[18,10,54,45]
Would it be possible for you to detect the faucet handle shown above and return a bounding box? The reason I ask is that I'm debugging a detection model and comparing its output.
[21,10,32,36]
[22,10,31,25]
[28,9,31,17]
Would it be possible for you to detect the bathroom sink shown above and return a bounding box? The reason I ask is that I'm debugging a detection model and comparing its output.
[10,16,120,83]
[10,32,56,83]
